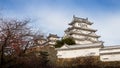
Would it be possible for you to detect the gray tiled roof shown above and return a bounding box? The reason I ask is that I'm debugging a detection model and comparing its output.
[56,42,103,50]
[100,45,120,50]
[69,16,93,25]
[47,33,60,38]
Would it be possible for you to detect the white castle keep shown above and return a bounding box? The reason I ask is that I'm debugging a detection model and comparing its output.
[56,15,120,62]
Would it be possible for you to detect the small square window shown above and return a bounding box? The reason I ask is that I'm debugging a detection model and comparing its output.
[90,52,95,55]
[103,58,108,60]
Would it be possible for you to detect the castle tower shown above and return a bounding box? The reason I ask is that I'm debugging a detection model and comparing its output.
[64,15,103,45]
[33,35,47,45]
[47,33,60,45]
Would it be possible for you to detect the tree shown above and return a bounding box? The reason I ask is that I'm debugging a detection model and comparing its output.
[54,40,64,48]
[0,18,32,67]
[39,51,49,67]
[62,37,75,45]
[54,37,75,48]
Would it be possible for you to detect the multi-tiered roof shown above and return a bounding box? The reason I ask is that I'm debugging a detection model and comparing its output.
[64,15,103,45]
[47,33,60,45]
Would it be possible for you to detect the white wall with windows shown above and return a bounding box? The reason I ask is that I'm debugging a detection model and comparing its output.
[100,46,120,61]
[100,54,120,61]
[57,47,100,58]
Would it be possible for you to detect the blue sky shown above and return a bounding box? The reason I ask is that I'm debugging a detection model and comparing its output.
[0,0,120,46]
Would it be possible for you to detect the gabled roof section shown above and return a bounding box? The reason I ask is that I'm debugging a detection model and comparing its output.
[69,15,93,25]
[56,42,103,50]
[60,44,70,49]
[34,35,47,41]
[66,27,97,32]
[47,33,60,38]
[100,45,120,50]
[69,31,100,38]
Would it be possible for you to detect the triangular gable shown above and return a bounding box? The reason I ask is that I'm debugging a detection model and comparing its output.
[60,44,69,48]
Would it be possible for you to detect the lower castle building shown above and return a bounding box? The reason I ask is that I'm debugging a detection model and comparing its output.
[100,45,120,61]
[56,43,120,61]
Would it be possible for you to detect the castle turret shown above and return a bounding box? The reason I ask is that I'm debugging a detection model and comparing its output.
[34,35,47,45]
[47,33,60,45]
[64,15,103,45]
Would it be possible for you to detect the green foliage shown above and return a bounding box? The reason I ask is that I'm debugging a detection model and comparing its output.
[54,37,75,48]
[54,40,64,48]
[62,37,75,45]
[39,51,49,67]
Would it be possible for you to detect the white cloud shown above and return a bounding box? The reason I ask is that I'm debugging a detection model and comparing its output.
[25,6,90,36]
[21,7,120,46]
[91,12,120,46]
[2,3,120,46]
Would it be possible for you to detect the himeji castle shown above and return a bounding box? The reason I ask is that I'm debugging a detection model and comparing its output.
[31,15,120,62]
[55,15,120,62]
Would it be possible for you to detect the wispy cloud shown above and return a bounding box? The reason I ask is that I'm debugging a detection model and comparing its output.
[1,0,120,46]
[95,12,120,46]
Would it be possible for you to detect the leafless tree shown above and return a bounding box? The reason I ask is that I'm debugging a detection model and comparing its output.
[0,18,33,67]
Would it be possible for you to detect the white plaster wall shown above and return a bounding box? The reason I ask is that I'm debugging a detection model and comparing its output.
[100,54,120,61]
[75,40,82,44]
[73,22,92,29]
[75,40,92,44]
[72,34,85,39]
[73,22,88,28]
[49,41,56,45]
[81,30,91,34]
[72,28,91,34]
[38,40,46,44]
[87,25,91,28]
[90,32,97,36]
[73,22,79,27]
[57,48,100,58]
[90,37,98,41]
[49,37,59,41]
[80,40,92,44]
[100,49,120,54]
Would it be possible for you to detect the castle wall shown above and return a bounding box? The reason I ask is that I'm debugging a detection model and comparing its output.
[100,46,120,61]
[100,54,120,61]
[56,44,120,62]
[57,46,101,58]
